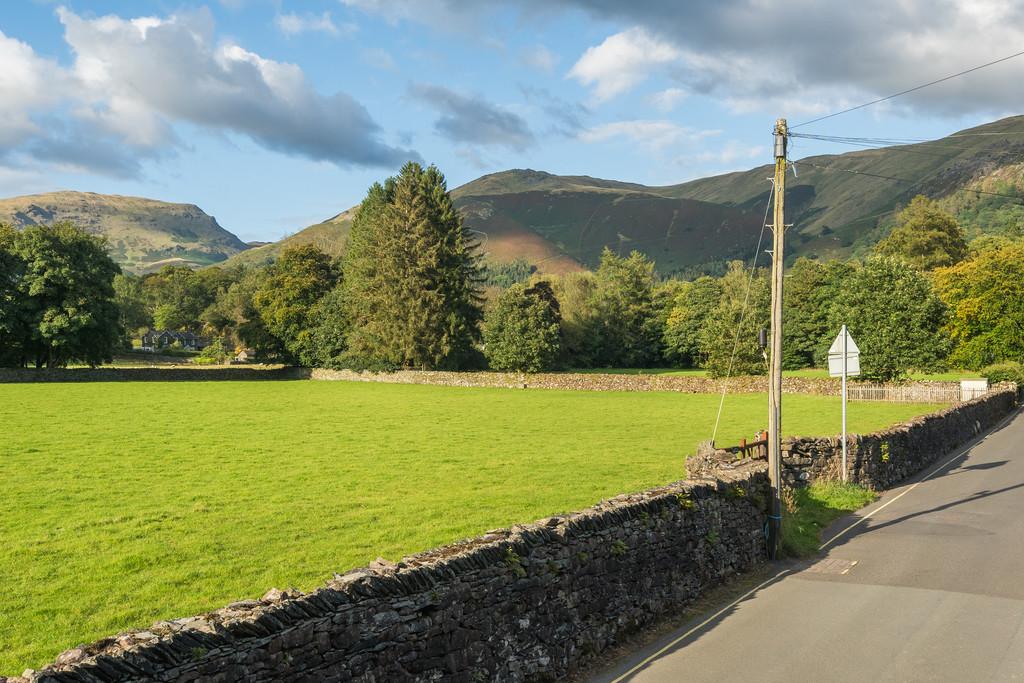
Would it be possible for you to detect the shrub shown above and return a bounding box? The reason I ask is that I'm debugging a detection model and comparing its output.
[981,361,1024,385]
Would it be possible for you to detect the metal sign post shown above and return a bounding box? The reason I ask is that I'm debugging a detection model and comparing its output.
[828,326,860,481]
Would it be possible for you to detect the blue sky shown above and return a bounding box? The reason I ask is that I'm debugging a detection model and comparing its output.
[1,1,1021,242]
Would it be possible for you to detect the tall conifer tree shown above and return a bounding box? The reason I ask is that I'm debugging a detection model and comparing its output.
[343,162,484,369]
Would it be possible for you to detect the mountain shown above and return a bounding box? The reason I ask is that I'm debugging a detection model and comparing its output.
[220,209,354,269]
[228,115,1024,277]
[0,191,249,273]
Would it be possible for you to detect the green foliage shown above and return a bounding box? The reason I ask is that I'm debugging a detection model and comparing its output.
[0,222,122,368]
[980,361,1024,385]
[933,240,1024,369]
[112,274,150,346]
[700,261,770,377]
[483,281,561,372]
[503,547,526,578]
[482,258,536,288]
[783,258,853,369]
[550,271,597,366]
[304,286,352,369]
[252,245,339,365]
[585,248,661,367]
[829,256,948,381]
[663,276,722,367]
[780,483,877,557]
[142,265,228,332]
[343,162,485,369]
[875,195,968,270]
[195,337,231,365]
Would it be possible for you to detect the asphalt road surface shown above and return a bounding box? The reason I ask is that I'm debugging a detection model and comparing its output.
[593,408,1024,683]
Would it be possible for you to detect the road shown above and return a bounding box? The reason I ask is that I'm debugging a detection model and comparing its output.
[592,409,1024,683]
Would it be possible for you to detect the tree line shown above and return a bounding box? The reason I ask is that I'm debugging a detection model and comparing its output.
[2,164,1023,383]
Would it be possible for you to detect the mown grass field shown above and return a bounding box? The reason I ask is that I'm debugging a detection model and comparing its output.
[0,381,944,671]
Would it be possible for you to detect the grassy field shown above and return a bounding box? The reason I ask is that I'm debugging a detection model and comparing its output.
[0,381,944,671]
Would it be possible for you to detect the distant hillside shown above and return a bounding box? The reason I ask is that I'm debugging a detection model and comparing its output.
[0,191,249,273]
[221,210,355,269]
[231,115,1024,276]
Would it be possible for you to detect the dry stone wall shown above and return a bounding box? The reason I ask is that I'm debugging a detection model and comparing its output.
[311,368,850,395]
[691,386,1019,491]
[6,464,768,683]
[781,385,1018,489]
[0,367,308,383]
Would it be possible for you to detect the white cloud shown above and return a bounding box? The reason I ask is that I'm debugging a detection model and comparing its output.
[552,0,1024,119]
[578,120,717,151]
[693,141,766,165]
[275,12,352,38]
[521,44,558,73]
[362,47,396,71]
[648,87,686,113]
[410,83,534,150]
[567,27,682,103]
[0,7,414,180]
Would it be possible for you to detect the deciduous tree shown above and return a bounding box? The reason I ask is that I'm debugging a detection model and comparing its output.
[875,195,968,270]
[252,244,339,365]
[6,222,121,368]
[933,240,1024,369]
[829,256,948,381]
[663,276,722,368]
[483,280,561,372]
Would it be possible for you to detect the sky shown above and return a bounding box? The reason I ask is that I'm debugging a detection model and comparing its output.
[1,1,1023,242]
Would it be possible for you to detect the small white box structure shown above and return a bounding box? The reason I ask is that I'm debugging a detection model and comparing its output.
[960,379,989,401]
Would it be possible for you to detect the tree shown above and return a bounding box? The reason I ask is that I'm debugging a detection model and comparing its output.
[663,276,722,368]
[585,248,661,367]
[933,240,1024,369]
[700,261,770,377]
[0,224,29,366]
[782,258,853,369]
[6,222,122,368]
[550,271,597,367]
[829,256,948,381]
[874,195,968,270]
[305,285,351,368]
[343,162,484,369]
[252,244,339,365]
[483,281,562,372]
[112,273,151,344]
[142,265,220,331]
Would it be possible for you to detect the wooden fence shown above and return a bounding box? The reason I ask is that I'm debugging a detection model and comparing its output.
[846,382,980,403]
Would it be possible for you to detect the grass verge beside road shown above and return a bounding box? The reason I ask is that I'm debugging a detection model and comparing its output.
[781,482,878,557]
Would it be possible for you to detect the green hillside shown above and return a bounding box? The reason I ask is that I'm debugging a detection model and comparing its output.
[0,191,250,273]
[672,115,1024,259]
[227,116,1024,276]
[221,210,354,269]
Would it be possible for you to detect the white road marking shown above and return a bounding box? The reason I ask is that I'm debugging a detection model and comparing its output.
[608,568,791,683]
[819,406,1021,551]
[607,405,1022,683]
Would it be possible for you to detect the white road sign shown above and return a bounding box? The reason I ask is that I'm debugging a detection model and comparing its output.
[828,328,860,377]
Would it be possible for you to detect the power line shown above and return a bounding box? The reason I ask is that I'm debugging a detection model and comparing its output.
[792,48,1024,129]
[711,178,775,444]
[797,159,1024,203]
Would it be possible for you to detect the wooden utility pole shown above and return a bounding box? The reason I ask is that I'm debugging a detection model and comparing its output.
[767,118,787,559]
